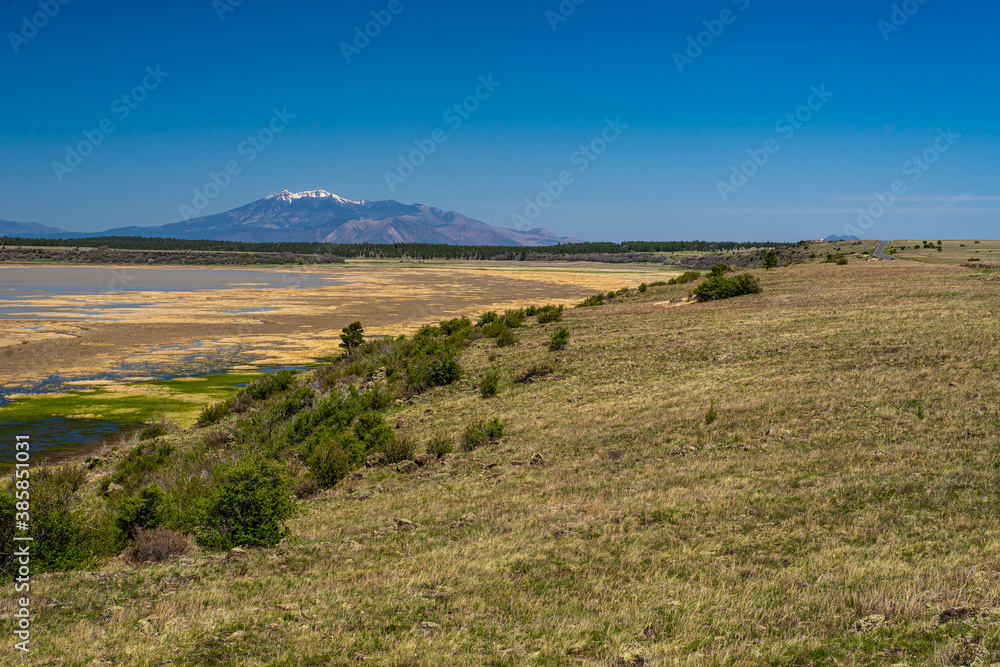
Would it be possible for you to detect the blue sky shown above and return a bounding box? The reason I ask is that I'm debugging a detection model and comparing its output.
[1,0,997,241]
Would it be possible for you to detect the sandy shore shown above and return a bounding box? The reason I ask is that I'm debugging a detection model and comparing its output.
[1,260,671,389]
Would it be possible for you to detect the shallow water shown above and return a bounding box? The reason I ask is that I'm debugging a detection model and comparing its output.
[0,418,132,463]
[0,265,343,319]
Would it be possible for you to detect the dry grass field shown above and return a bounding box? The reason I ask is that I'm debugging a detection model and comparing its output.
[4,260,1000,666]
[888,240,1000,265]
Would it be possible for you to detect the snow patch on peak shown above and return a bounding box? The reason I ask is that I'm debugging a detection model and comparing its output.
[266,190,364,204]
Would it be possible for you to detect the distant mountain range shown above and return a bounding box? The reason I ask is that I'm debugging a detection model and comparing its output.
[0,191,579,247]
[824,234,860,241]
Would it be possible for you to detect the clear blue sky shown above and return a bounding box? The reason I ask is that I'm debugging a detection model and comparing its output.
[1,0,997,241]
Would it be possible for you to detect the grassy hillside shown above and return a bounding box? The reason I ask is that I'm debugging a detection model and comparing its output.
[4,261,1000,666]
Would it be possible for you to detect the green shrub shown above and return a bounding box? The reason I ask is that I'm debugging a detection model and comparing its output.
[536,305,564,324]
[340,321,364,349]
[439,316,473,335]
[638,282,648,293]
[836,257,849,265]
[245,370,298,401]
[705,401,718,424]
[496,327,518,347]
[480,369,501,398]
[502,309,526,328]
[668,271,702,285]
[384,432,417,464]
[763,251,778,270]
[0,465,118,575]
[461,417,506,451]
[577,293,606,307]
[196,400,231,426]
[426,433,454,458]
[113,441,176,490]
[478,311,500,326]
[692,273,762,302]
[138,422,168,440]
[405,349,461,391]
[514,360,558,383]
[710,264,731,277]
[307,431,364,487]
[481,321,505,338]
[649,280,667,287]
[549,328,571,351]
[116,486,166,542]
[195,456,296,550]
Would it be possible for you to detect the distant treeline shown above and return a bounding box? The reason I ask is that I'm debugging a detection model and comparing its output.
[0,236,788,260]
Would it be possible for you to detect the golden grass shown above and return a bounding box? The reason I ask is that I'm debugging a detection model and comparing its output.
[3,261,1000,665]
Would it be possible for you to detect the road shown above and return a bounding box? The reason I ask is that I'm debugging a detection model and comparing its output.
[872,240,897,260]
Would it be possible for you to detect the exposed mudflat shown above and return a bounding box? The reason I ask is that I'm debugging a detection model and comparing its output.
[0,260,670,393]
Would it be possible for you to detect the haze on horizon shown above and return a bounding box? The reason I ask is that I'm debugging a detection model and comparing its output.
[1,0,997,242]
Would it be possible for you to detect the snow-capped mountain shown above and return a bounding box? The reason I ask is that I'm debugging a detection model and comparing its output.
[17,190,577,246]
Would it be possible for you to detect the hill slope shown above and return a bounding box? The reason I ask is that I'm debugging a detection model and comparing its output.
[5,262,1000,665]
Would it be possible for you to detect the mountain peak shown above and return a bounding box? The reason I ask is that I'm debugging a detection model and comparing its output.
[265,190,364,205]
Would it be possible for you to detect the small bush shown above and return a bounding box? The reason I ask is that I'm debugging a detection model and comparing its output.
[668,271,701,285]
[480,369,500,398]
[116,486,166,542]
[710,264,731,277]
[836,257,849,265]
[649,280,667,287]
[461,417,505,451]
[514,360,558,384]
[502,309,526,328]
[384,431,417,464]
[307,432,363,487]
[535,305,564,324]
[427,433,454,458]
[705,401,718,424]
[577,293,606,307]
[122,527,189,565]
[496,327,518,347]
[196,400,231,426]
[245,370,298,401]
[692,273,762,302]
[638,282,648,293]
[195,456,296,550]
[138,422,168,440]
[478,311,500,326]
[549,328,571,351]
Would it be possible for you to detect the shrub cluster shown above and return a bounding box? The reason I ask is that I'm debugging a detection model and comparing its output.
[549,328,571,351]
[461,417,505,451]
[668,271,702,285]
[535,304,564,324]
[480,369,501,398]
[692,273,762,302]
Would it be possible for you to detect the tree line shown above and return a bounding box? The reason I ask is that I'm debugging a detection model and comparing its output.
[0,236,787,260]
